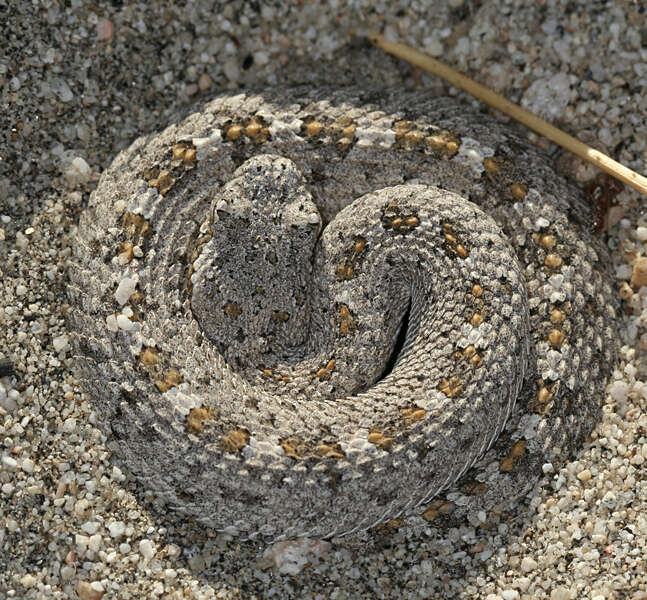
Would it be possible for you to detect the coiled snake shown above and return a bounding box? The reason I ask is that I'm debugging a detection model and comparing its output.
[68,88,618,540]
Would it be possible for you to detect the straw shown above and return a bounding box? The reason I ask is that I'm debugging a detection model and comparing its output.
[368,34,647,196]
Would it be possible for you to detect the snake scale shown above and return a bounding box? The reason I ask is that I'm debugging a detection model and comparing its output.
[67,88,619,540]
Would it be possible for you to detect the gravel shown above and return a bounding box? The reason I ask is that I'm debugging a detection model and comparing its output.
[1,1,646,598]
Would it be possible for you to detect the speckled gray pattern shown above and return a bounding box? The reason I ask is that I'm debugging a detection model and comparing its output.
[67,87,618,541]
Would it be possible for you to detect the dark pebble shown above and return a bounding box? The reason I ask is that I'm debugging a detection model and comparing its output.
[0,358,15,377]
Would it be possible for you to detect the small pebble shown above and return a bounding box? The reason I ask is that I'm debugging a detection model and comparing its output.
[52,334,69,352]
[96,19,114,42]
[114,277,137,305]
[576,468,592,482]
[198,73,213,91]
[521,556,538,572]
[550,588,571,600]
[139,539,156,559]
[635,226,647,242]
[108,521,126,538]
[1,455,18,470]
[64,157,92,186]
[76,581,105,600]
[20,574,37,587]
[630,257,647,288]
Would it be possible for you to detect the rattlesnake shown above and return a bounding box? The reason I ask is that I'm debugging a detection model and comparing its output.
[67,87,619,540]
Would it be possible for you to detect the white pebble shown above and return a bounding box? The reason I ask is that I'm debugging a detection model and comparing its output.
[52,334,69,352]
[424,36,444,57]
[111,465,126,482]
[15,231,28,249]
[520,556,538,571]
[108,521,126,538]
[576,468,592,482]
[88,534,103,552]
[223,59,239,81]
[74,498,90,517]
[550,587,572,600]
[253,51,269,66]
[522,73,571,120]
[0,384,17,413]
[81,521,99,534]
[601,491,616,509]
[62,417,77,433]
[139,538,156,559]
[114,277,137,305]
[64,157,92,186]
[105,314,118,332]
[615,263,633,280]
[116,313,135,331]
[1,455,18,470]
[608,380,629,402]
[198,73,212,91]
[20,574,37,587]
[264,538,331,575]
[76,580,105,600]
[624,363,637,378]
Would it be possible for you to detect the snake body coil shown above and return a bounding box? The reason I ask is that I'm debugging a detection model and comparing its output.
[68,88,618,540]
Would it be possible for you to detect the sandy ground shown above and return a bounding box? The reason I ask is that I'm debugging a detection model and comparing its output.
[1,1,646,598]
